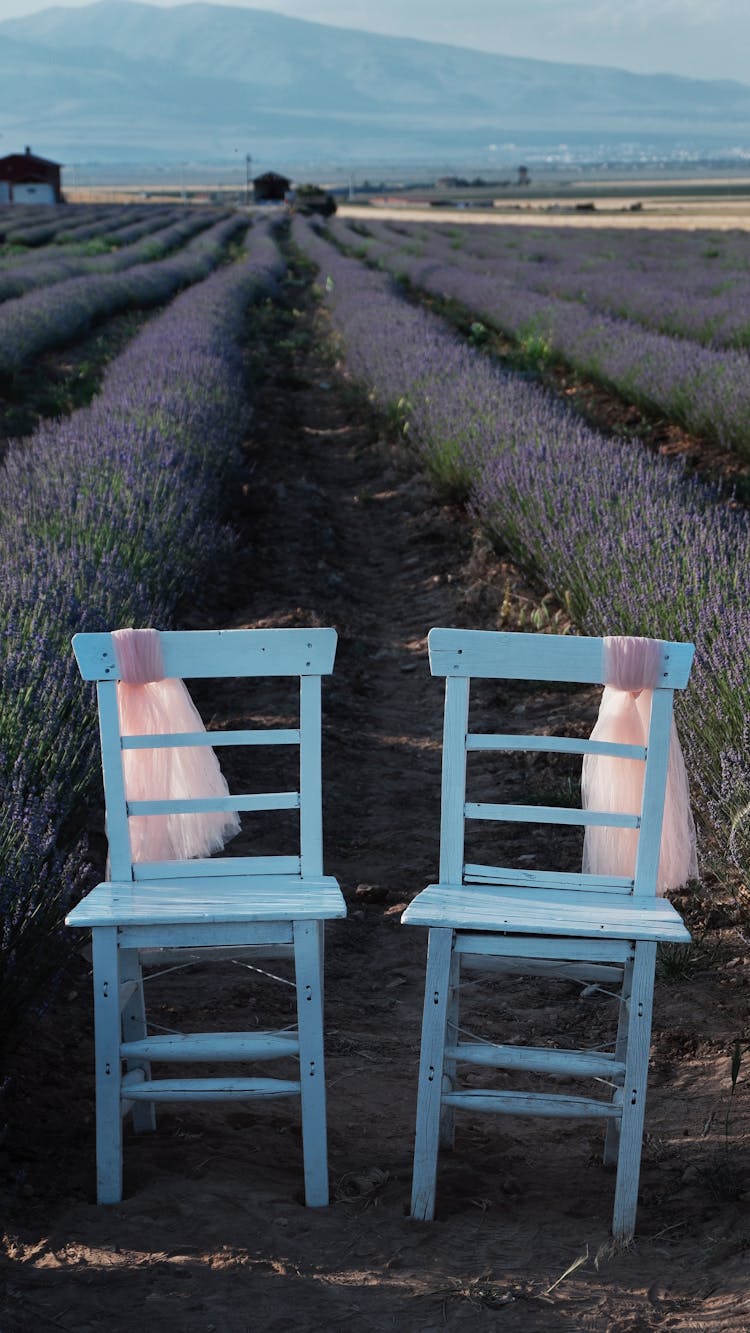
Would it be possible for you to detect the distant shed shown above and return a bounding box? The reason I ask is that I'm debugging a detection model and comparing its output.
[253,171,290,203]
[0,147,63,205]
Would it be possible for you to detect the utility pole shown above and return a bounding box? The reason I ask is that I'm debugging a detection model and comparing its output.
[246,154,252,205]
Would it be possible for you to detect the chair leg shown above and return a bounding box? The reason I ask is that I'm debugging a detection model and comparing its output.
[120,949,156,1134]
[91,927,124,1204]
[439,950,461,1150]
[293,919,329,1207]
[604,958,633,1167]
[411,928,454,1220]
[612,942,657,1241]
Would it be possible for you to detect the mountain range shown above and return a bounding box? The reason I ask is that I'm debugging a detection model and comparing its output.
[2,0,750,167]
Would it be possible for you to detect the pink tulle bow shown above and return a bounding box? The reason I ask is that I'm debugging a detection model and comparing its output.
[581,636,697,894]
[112,628,241,864]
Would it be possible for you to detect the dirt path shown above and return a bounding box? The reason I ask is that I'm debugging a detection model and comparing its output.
[1,275,748,1332]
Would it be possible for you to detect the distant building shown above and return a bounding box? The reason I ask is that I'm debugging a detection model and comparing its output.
[0,147,63,205]
[252,171,290,203]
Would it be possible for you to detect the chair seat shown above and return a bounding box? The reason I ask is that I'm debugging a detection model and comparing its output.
[65,875,345,927]
[401,882,691,944]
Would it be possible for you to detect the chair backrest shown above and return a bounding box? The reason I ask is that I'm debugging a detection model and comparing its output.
[72,628,337,883]
[428,628,694,899]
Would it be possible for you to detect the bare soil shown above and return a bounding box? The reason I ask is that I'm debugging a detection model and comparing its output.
[1,281,749,1332]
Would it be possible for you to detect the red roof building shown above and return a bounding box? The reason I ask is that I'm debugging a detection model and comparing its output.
[0,147,62,205]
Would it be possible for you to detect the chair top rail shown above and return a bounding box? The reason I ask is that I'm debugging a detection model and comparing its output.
[428,628,693,688]
[73,627,337,681]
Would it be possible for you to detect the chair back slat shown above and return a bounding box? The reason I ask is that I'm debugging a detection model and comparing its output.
[132,854,301,880]
[127,793,300,816]
[121,729,301,750]
[466,734,646,760]
[428,629,694,900]
[464,802,640,829]
[463,864,633,893]
[74,628,336,882]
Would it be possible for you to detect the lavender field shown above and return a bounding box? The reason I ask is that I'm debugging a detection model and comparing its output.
[2,200,750,1052]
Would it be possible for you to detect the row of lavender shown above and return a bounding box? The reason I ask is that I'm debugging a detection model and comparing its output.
[0,222,286,1041]
[296,217,750,903]
[0,203,175,261]
[0,206,194,271]
[375,217,750,349]
[0,209,217,304]
[0,203,152,249]
[0,203,107,244]
[331,217,750,460]
[0,212,243,378]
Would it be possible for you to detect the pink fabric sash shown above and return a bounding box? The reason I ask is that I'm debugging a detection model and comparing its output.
[113,628,241,863]
[581,636,697,893]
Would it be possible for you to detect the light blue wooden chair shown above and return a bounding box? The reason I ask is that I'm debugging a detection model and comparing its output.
[403,628,694,1239]
[65,627,345,1206]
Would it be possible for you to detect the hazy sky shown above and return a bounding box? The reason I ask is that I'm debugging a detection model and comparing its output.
[1,0,749,85]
